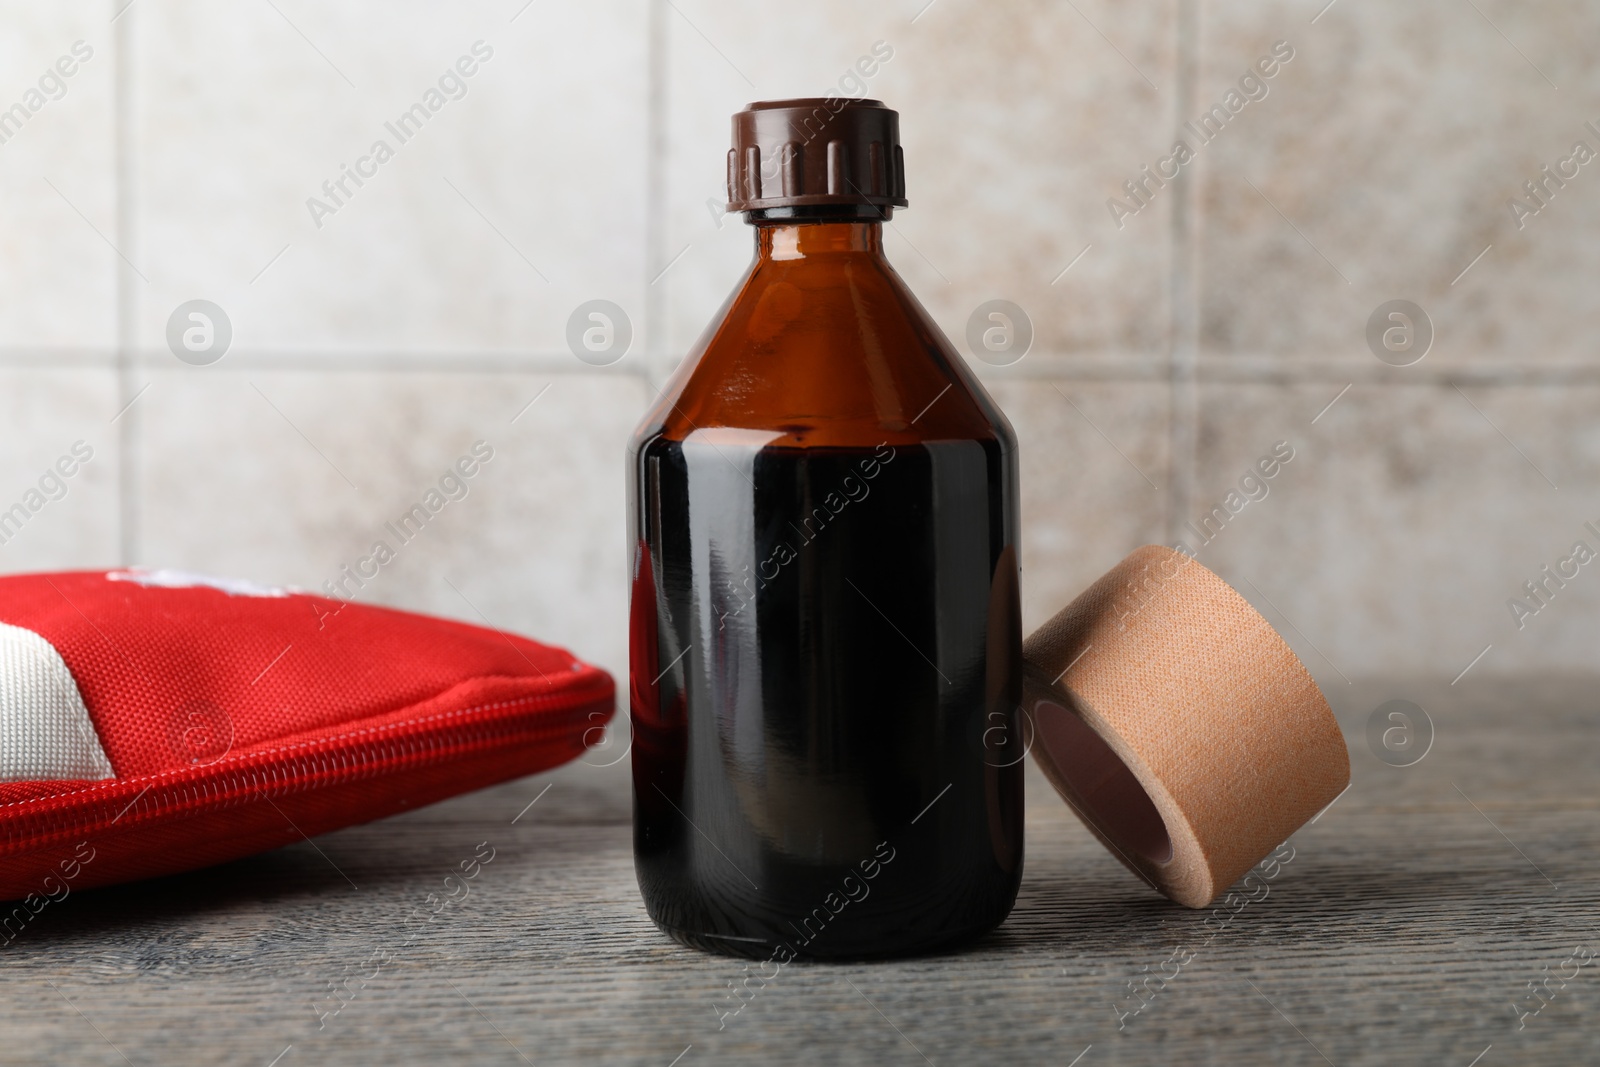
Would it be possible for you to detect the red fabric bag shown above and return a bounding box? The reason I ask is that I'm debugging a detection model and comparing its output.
[0,569,612,904]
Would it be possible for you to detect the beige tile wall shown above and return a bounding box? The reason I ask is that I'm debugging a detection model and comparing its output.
[1,0,1592,690]
[0,5,116,347]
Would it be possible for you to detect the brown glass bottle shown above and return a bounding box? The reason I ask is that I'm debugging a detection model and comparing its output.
[628,99,1022,959]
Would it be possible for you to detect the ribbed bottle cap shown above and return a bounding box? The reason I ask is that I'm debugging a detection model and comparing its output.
[726,98,908,216]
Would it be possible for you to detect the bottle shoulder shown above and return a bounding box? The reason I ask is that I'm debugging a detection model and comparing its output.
[632,251,1013,452]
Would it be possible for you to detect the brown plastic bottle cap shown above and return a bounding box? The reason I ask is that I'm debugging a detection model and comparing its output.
[726,98,908,217]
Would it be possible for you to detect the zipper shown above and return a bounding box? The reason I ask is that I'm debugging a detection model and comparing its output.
[0,673,614,851]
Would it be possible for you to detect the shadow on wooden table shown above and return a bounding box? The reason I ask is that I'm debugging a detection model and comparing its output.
[6,833,433,953]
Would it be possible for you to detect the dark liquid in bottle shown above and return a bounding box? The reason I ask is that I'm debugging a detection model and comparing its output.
[630,433,1023,959]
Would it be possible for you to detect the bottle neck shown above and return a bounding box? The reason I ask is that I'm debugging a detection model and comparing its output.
[755,220,884,262]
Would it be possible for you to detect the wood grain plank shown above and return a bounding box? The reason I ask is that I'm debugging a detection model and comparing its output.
[1,680,1596,1065]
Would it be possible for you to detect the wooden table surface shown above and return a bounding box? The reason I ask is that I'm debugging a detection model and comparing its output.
[4,678,1596,1066]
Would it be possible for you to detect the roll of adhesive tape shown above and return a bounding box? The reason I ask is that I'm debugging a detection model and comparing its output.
[1022,544,1349,908]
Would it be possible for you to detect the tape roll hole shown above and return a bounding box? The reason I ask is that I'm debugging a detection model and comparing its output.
[1034,699,1173,865]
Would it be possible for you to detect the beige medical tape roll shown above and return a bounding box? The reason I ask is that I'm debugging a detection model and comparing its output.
[1022,544,1349,909]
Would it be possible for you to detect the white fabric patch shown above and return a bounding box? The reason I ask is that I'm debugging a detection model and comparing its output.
[106,568,290,598]
[0,621,115,781]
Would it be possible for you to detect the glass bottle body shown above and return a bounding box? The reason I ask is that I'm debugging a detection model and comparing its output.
[628,220,1023,958]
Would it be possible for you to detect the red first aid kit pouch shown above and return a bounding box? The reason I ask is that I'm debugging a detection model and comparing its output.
[0,569,613,901]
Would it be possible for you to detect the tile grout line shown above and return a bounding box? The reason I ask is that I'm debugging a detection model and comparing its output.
[1166,0,1200,546]
[9,349,1600,384]
[113,0,141,567]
